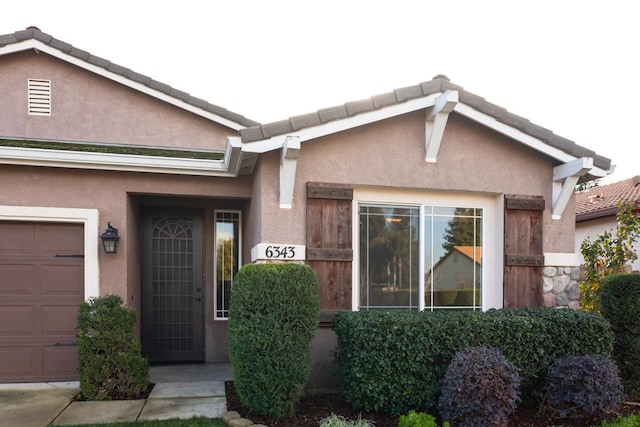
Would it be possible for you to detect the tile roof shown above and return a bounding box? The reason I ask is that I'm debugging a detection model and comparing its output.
[575,176,640,220]
[0,27,260,128]
[239,74,611,172]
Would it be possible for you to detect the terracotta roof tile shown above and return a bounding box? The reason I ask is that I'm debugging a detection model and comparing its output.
[0,27,260,129]
[575,176,640,220]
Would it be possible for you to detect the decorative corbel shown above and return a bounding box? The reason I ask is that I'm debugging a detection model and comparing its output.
[280,136,300,209]
[425,90,458,163]
[552,157,593,219]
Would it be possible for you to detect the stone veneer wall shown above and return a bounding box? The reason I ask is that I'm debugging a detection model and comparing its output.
[542,266,581,309]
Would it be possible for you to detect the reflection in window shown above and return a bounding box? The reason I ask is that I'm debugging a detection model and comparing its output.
[359,204,483,311]
[425,207,482,310]
[215,210,240,319]
[359,205,419,310]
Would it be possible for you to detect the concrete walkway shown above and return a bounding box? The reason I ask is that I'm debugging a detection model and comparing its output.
[0,363,233,426]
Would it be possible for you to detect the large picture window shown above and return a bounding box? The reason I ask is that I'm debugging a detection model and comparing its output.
[359,203,483,311]
[214,210,240,320]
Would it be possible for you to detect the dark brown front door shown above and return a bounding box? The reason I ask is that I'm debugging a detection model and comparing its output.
[0,221,84,382]
[142,209,204,363]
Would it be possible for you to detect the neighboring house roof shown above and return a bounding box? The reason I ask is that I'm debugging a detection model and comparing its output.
[239,74,612,175]
[0,27,260,130]
[575,176,640,221]
[453,246,482,264]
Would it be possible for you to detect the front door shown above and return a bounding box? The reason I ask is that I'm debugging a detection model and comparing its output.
[141,209,204,363]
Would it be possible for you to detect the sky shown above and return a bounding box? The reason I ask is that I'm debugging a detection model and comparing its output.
[2,1,638,183]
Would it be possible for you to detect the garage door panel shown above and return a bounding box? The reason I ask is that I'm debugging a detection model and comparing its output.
[43,346,78,379]
[0,346,37,380]
[0,264,35,295]
[0,223,36,254]
[42,305,80,336]
[0,306,36,336]
[39,224,84,255]
[41,264,84,294]
[0,221,83,383]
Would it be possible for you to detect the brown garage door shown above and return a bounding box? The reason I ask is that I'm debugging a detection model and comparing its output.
[0,222,84,383]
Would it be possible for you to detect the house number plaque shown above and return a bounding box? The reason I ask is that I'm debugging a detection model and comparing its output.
[251,243,306,262]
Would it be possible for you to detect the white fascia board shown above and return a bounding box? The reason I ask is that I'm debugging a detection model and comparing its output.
[242,94,440,154]
[2,40,245,131]
[454,103,607,173]
[0,145,238,176]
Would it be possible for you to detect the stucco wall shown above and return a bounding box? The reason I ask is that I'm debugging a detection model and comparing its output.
[252,111,576,255]
[576,216,640,272]
[0,51,232,150]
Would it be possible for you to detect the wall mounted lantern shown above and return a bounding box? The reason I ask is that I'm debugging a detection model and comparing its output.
[100,222,120,254]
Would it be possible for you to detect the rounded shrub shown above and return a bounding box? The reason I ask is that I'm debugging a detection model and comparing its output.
[601,273,640,394]
[544,354,624,418]
[77,295,149,400]
[438,346,520,427]
[228,262,320,418]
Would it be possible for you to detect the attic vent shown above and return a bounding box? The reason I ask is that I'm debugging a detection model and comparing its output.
[28,79,51,116]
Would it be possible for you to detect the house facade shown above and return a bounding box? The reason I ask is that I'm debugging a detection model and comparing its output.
[575,176,640,272]
[0,27,612,387]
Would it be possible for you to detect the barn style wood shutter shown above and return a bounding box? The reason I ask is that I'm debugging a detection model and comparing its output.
[306,182,353,320]
[503,195,545,309]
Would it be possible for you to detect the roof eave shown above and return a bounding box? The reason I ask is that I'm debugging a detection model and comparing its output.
[0,38,258,131]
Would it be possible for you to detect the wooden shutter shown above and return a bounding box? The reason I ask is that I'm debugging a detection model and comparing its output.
[503,195,545,309]
[306,183,353,316]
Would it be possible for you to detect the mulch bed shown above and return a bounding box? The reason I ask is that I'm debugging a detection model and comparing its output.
[225,381,640,427]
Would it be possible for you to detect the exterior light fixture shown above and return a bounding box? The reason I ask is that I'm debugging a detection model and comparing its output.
[100,222,120,254]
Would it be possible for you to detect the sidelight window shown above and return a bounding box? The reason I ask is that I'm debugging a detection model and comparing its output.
[214,210,241,320]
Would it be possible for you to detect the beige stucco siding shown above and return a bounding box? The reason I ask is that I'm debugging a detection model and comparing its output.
[252,111,576,254]
[0,164,252,298]
[0,51,233,150]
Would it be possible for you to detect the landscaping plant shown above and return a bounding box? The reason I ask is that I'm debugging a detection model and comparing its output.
[333,308,613,415]
[398,410,448,427]
[76,295,149,400]
[228,263,320,418]
[319,413,375,427]
[544,354,624,418]
[601,273,640,394]
[438,346,520,427]
[580,201,640,312]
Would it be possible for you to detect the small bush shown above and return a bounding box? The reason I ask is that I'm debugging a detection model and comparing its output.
[438,346,520,427]
[319,413,374,427]
[544,354,624,418]
[398,410,448,427]
[600,414,640,427]
[601,273,640,394]
[228,263,320,418]
[77,295,149,400]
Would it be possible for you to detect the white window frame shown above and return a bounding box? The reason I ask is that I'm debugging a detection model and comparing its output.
[353,187,503,311]
[214,209,241,320]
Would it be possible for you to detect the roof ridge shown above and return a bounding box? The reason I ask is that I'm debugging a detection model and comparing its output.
[0,27,260,129]
[239,75,611,173]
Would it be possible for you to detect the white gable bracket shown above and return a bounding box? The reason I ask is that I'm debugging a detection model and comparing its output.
[280,136,301,209]
[552,157,593,220]
[425,90,458,163]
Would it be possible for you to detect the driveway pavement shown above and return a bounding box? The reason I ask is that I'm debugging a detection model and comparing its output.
[0,363,232,426]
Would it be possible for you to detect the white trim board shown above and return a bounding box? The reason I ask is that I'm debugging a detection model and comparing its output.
[0,205,99,300]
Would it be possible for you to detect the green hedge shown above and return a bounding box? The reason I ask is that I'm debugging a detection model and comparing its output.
[601,273,640,394]
[229,263,320,418]
[77,295,149,400]
[333,308,613,415]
